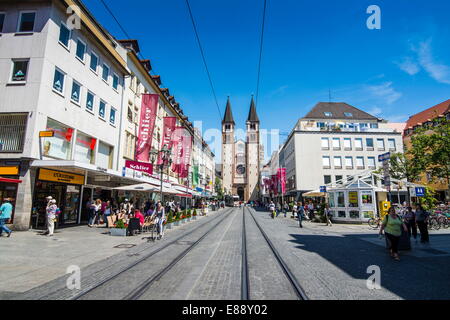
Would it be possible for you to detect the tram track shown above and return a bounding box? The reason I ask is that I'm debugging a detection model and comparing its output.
[242,206,309,300]
[73,207,234,300]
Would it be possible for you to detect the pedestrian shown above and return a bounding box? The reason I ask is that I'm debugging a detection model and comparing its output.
[283,202,289,217]
[92,199,102,227]
[307,202,314,220]
[325,204,333,226]
[292,202,298,219]
[87,199,95,227]
[152,201,165,239]
[415,204,430,244]
[276,202,281,217]
[120,198,133,215]
[403,206,417,241]
[379,207,408,261]
[0,198,13,237]
[269,201,276,219]
[297,201,304,228]
[46,199,58,237]
[104,200,112,228]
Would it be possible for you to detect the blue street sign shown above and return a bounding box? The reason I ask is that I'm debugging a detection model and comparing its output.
[378,152,391,162]
[320,186,327,192]
[122,167,126,177]
[415,187,425,197]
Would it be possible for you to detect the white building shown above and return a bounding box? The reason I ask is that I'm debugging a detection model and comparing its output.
[279,102,404,201]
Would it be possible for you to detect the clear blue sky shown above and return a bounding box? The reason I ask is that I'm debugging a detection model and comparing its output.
[83,0,450,162]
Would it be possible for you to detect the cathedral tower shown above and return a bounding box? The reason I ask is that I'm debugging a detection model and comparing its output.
[245,96,260,201]
[221,97,235,196]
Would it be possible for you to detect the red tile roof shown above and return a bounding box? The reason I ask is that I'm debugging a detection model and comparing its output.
[405,99,450,130]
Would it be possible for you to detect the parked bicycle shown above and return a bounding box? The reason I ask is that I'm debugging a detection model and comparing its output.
[368,216,383,229]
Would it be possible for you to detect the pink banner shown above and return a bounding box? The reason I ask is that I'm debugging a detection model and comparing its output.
[158,117,176,165]
[125,160,153,175]
[136,94,159,162]
[278,168,286,194]
[171,127,185,174]
[179,134,193,178]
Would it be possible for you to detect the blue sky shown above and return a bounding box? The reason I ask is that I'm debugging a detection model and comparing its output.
[83,0,450,162]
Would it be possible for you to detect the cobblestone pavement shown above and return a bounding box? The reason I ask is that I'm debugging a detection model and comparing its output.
[251,208,450,300]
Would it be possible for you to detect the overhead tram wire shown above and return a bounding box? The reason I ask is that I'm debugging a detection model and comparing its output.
[185,0,223,123]
[255,0,267,108]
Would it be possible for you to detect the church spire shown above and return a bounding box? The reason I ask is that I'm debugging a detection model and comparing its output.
[247,95,260,122]
[222,96,235,125]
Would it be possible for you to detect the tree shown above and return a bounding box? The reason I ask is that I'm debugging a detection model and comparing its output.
[387,152,421,182]
[215,177,224,200]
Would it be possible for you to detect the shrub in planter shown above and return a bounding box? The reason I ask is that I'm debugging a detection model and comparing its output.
[111,219,128,236]
[167,210,174,224]
[193,209,197,217]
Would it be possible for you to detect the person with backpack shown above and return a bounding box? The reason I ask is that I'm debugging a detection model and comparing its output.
[379,207,408,261]
[415,204,430,244]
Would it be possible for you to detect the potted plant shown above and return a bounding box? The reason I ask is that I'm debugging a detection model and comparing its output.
[192,209,197,220]
[174,211,181,227]
[166,210,174,230]
[186,209,192,222]
[181,210,187,223]
[110,219,127,236]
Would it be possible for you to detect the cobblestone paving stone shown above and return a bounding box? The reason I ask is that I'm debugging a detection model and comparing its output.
[137,208,239,300]
[244,209,298,300]
[250,208,450,300]
[185,208,243,300]
[14,208,231,300]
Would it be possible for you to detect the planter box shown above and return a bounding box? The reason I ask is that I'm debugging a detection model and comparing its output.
[110,228,127,236]
[174,221,180,227]
[166,223,172,230]
[192,216,197,220]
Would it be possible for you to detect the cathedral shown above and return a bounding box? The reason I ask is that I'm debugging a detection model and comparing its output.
[221,96,260,201]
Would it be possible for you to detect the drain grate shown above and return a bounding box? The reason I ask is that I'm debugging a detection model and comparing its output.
[114,244,136,249]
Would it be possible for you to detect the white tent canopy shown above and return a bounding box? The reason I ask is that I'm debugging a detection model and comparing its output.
[303,189,325,197]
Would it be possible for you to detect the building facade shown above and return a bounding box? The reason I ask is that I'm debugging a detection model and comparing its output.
[221,96,260,201]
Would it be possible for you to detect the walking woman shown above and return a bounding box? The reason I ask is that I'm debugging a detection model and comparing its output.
[104,200,112,228]
[379,207,408,261]
[415,204,430,244]
[46,199,58,237]
[153,201,166,239]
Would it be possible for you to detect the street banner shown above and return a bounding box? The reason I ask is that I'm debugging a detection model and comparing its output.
[193,165,199,186]
[158,117,176,165]
[278,168,286,194]
[136,94,159,162]
[125,160,153,175]
[180,134,193,178]
[171,126,185,174]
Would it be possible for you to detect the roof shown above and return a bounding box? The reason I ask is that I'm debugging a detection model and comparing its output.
[151,75,161,85]
[247,96,260,122]
[222,97,235,124]
[302,102,379,121]
[405,99,450,129]
[117,39,140,54]
[140,59,152,72]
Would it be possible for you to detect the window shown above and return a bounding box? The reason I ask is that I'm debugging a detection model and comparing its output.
[58,22,71,48]
[344,138,351,150]
[70,80,81,104]
[322,156,331,168]
[102,63,109,82]
[345,156,353,168]
[335,175,343,183]
[324,175,332,184]
[368,157,376,169]
[366,138,374,149]
[0,113,28,153]
[74,131,95,164]
[86,91,94,111]
[97,141,113,169]
[90,52,98,73]
[377,138,385,150]
[17,11,35,33]
[344,112,353,117]
[10,59,29,82]
[321,138,329,150]
[356,156,364,168]
[99,100,106,119]
[360,123,368,128]
[113,74,119,90]
[388,139,396,150]
[110,107,116,125]
[337,192,345,207]
[370,123,378,129]
[317,122,325,128]
[355,138,363,150]
[76,39,86,61]
[324,112,332,117]
[333,156,342,169]
[53,68,65,94]
[0,13,5,32]
[332,138,340,150]
[127,106,133,122]
[43,118,73,160]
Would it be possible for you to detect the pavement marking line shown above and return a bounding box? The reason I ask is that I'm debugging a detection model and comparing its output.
[184,207,239,300]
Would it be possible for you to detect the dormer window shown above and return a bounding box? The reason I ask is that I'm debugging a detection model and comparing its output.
[344,112,353,117]
[324,112,332,117]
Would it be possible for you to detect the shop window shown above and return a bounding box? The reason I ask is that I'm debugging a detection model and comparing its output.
[53,68,65,94]
[74,132,95,164]
[349,210,360,219]
[58,22,71,48]
[0,113,28,152]
[10,59,29,83]
[90,52,98,73]
[348,191,358,207]
[0,13,5,33]
[17,11,35,33]
[338,211,346,218]
[43,118,73,159]
[97,141,113,169]
[362,211,374,219]
[76,39,86,62]
[329,192,335,207]
[337,192,345,207]
[361,191,373,205]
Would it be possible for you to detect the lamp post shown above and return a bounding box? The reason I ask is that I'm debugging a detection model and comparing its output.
[150,144,172,204]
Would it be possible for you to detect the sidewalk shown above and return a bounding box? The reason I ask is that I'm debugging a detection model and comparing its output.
[0,210,221,298]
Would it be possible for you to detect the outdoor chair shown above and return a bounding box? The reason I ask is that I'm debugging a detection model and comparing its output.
[127,218,141,236]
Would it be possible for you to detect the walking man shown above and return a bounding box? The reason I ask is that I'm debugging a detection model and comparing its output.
[297,202,304,228]
[415,204,429,244]
[325,204,333,226]
[0,198,13,237]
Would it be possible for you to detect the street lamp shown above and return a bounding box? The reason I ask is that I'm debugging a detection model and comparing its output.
[150,144,172,204]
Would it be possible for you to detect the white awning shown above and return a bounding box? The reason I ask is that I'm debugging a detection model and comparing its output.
[113,183,159,191]
[303,189,326,197]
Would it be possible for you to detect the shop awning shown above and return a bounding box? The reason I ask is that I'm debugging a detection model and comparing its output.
[174,193,193,198]
[0,177,22,183]
[303,189,326,197]
[113,183,159,192]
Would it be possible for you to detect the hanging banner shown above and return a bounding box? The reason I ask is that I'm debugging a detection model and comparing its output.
[136,94,159,162]
[193,165,199,186]
[278,168,286,195]
[171,127,185,174]
[180,134,193,178]
[158,117,177,165]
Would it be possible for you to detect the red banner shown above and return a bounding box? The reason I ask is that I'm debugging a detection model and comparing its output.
[136,94,159,162]
[171,127,185,174]
[158,117,176,165]
[179,134,192,178]
[125,160,153,175]
[278,168,286,194]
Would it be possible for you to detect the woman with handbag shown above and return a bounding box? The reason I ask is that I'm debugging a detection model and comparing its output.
[46,199,58,237]
[379,207,408,261]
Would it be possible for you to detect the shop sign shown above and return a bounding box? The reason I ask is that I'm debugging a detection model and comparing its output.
[125,160,153,175]
[0,166,19,175]
[94,175,111,182]
[38,168,84,185]
[39,130,54,137]
[96,166,107,173]
[415,187,425,197]
[348,191,358,207]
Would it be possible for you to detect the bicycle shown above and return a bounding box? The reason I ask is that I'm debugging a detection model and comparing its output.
[368,216,382,229]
